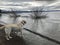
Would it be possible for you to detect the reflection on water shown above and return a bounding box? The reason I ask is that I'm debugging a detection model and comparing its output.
[0,12,60,42]
[0,14,14,24]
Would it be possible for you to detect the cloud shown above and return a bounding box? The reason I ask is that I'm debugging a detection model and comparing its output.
[48,1,60,6]
[0,2,43,11]
[35,0,58,4]
[0,0,60,11]
[35,0,56,2]
[0,1,47,6]
[1,0,33,2]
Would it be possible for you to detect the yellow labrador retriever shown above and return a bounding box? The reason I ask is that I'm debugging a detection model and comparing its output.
[0,20,26,40]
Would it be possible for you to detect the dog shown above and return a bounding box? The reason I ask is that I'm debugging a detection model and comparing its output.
[0,20,26,40]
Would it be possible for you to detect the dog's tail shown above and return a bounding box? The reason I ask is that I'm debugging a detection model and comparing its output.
[0,26,5,30]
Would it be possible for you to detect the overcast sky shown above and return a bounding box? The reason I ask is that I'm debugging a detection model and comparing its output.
[0,0,60,10]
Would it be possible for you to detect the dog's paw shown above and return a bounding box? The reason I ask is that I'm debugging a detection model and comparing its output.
[9,36,12,39]
[6,37,10,40]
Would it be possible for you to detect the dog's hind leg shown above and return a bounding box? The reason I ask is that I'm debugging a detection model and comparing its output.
[5,27,12,40]
[5,27,9,40]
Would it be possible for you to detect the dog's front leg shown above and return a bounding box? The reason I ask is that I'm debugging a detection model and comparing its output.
[17,29,23,37]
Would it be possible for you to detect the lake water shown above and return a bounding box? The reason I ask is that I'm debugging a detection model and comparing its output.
[0,12,60,45]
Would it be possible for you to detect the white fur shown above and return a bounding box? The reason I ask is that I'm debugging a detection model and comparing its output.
[0,20,26,40]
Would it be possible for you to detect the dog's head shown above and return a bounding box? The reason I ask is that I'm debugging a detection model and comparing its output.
[21,20,26,25]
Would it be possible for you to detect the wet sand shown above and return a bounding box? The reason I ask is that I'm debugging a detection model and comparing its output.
[0,35,26,45]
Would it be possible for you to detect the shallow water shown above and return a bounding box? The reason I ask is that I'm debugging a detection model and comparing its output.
[0,12,60,45]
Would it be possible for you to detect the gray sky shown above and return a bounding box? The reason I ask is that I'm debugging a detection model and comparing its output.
[0,0,60,10]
